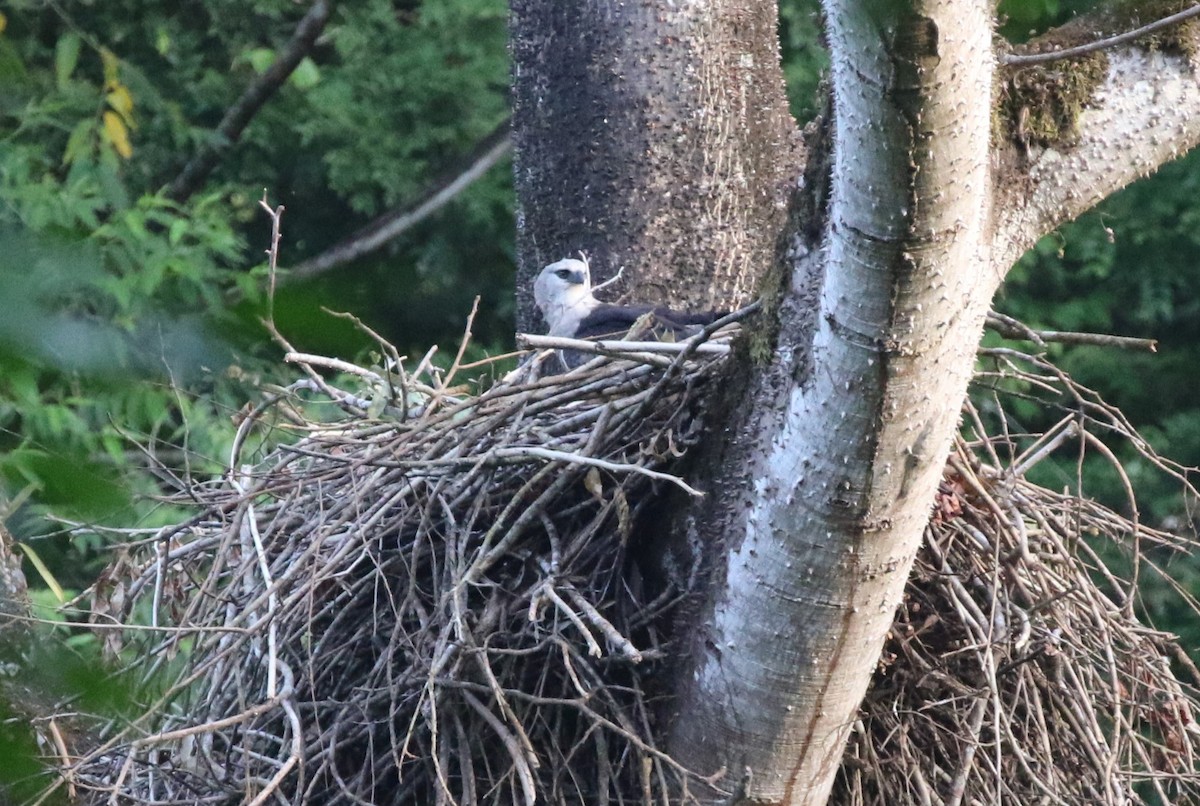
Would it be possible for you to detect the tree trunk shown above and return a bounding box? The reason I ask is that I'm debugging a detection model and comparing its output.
[0,521,29,632]
[667,2,997,802]
[509,0,799,331]
[510,1,1200,804]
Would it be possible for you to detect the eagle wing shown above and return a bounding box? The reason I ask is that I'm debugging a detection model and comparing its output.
[575,304,724,340]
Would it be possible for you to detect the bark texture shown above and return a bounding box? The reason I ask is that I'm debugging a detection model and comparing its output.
[993,41,1200,271]
[510,2,1200,805]
[666,2,996,802]
[0,521,29,630]
[510,0,800,331]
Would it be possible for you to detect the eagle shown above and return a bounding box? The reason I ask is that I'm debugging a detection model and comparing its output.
[533,258,724,343]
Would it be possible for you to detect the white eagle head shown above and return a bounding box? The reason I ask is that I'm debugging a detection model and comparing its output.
[533,258,597,335]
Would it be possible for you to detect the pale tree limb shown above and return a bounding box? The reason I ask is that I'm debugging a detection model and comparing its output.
[289,120,512,281]
[993,17,1200,271]
[166,0,334,203]
[518,334,731,357]
[668,0,997,801]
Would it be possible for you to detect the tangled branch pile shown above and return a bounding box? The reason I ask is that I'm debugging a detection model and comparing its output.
[48,325,1200,805]
[839,349,1200,804]
[67,320,741,805]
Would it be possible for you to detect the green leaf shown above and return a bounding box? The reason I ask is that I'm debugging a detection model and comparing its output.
[55,32,82,88]
[100,46,120,85]
[0,701,47,805]
[0,36,25,82]
[289,56,320,89]
[18,543,66,603]
[168,217,188,246]
[245,47,275,74]
[155,25,171,57]
[62,118,95,165]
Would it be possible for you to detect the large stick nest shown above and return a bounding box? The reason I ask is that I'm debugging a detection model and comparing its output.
[46,322,1200,805]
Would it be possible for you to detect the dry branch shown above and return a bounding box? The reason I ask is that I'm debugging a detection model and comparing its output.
[986,311,1158,352]
[1002,4,1200,66]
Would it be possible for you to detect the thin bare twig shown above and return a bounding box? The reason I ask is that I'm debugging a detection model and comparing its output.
[259,194,285,324]
[1001,4,1200,66]
[986,311,1157,352]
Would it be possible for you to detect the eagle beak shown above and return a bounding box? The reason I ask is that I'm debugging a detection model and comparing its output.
[569,270,586,285]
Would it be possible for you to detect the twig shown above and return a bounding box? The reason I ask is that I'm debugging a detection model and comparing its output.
[231,460,278,698]
[561,585,643,663]
[258,195,285,324]
[492,446,703,497]
[246,662,301,806]
[986,311,1157,351]
[519,334,731,357]
[167,0,333,202]
[284,352,386,383]
[1002,5,1200,66]
[544,584,603,658]
[321,307,408,414]
[945,696,988,806]
[129,692,292,747]
[461,690,538,806]
[1008,415,1079,478]
[591,264,625,294]
[47,719,76,802]
[441,297,480,391]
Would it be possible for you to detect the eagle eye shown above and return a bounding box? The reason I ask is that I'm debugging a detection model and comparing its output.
[554,269,572,280]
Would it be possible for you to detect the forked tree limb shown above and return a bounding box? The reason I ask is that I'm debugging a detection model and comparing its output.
[985,311,1158,352]
[992,14,1200,271]
[166,0,334,203]
[668,1,998,800]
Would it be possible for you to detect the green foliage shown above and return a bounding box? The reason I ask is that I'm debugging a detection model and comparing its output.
[997,0,1100,40]
[299,0,508,216]
[0,0,514,583]
[997,148,1200,523]
[0,699,49,805]
[778,0,830,122]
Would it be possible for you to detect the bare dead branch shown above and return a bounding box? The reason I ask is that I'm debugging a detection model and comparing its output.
[986,311,1158,352]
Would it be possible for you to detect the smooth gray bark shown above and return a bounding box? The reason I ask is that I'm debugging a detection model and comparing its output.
[993,46,1200,271]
